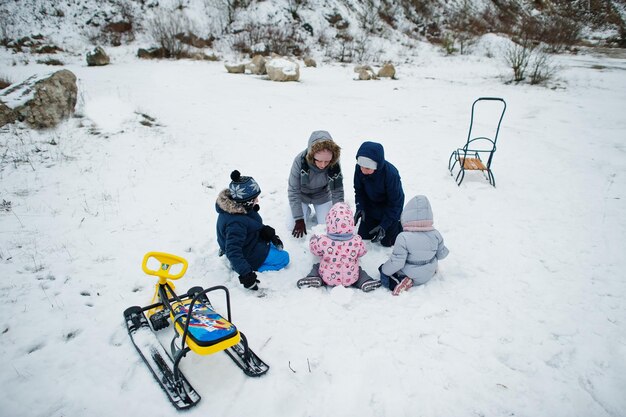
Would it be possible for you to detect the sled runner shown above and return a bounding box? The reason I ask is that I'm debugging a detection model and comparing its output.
[448,97,507,187]
[124,252,269,410]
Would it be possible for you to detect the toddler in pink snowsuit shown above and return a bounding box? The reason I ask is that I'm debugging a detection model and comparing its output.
[297,202,380,292]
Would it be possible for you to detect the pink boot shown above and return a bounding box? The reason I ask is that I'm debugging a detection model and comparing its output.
[392,277,414,296]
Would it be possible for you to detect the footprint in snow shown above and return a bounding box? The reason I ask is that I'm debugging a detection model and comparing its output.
[63,329,81,341]
[27,342,45,354]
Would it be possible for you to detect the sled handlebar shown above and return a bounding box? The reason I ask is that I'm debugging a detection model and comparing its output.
[142,252,188,282]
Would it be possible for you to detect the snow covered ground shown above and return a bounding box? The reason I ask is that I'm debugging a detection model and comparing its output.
[0,40,625,417]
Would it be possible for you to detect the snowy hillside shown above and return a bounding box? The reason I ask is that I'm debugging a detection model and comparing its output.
[1,0,625,61]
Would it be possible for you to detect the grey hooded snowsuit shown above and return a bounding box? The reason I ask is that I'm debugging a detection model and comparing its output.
[288,130,344,221]
[381,195,449,285]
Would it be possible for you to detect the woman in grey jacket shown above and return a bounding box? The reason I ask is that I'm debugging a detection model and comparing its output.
[288,130,344,238]
[379,195,449,295]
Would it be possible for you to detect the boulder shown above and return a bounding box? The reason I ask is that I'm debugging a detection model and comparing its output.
[0,69,77,129]
[86,46,110,66]
[246,55,266,75]
[0,102,17,127]
[354,64,374,73]
[266,57,300,82]
[357,68,377,80]
[378,63,396,78]
[137,47,167,59]
[225,63,246,74]
[304,57,317,67]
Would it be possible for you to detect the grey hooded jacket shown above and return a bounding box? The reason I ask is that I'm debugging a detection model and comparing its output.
[288,130,344,220]
[381,195,449,285]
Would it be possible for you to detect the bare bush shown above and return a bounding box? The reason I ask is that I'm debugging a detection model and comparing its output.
[446,0,485,54]
[378,3,399,29]
[528,49,557,85]
[205,0,252,30]
[504,39,534,82]
[539,15,582,52]
[285,0,307,20]
[400,0,434,22]
[232,23,307,57]
[0,13,13,43]
[147,11,193,58]
[325,31,355,63]
[357,0,382,34]
[438,34,457,55]
[0,75,12,90]
[503,38,557,85]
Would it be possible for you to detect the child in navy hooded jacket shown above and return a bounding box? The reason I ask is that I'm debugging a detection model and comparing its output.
[216,171,290,291]
[353,141,404,247]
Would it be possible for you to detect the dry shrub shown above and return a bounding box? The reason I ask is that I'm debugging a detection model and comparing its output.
[528,50,557,85]
[540,15,582,52]
[400,0,435,21]
[103,21,135,46]
[445,1,487,54]
[0,75,11,90]
[232,23,307,57]
[147,11,192,58]
[378,7,397,29]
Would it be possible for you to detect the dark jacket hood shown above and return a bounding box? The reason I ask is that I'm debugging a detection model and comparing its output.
[356,141,385,168]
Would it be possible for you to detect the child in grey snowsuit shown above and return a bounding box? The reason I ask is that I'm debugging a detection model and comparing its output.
[379,195,449,295]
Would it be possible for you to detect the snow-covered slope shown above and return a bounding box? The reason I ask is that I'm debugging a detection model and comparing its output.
[1,32,626,416]
[1,0,624,61]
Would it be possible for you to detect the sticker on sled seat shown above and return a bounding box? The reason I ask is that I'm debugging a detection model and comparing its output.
[172,300,240,355]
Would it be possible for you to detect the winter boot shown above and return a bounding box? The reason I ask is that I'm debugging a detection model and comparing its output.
[360,279,382,293]
[392,277,414,296]
[297,276,323,289]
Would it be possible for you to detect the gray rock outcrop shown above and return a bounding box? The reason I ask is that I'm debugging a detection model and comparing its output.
[0,69,78,129]
[225,63,246,74]
[86,46,110,66]
[378,63,396,78]
[266,57,300,82]
[246,55,266,75]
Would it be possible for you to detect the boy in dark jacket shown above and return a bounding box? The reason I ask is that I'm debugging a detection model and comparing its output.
[216,170,289,290]
[353,141,404,247]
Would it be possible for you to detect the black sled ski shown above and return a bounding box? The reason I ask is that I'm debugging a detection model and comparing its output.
[124,306,200,410]
[224,332,269,377]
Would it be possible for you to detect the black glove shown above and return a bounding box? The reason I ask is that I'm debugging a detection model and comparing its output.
[239,271,260,290]
[369,225,386,243]
[260,225,276,241]
[292,219,307,238]
[354,209,365,224]
[270,235,284,250]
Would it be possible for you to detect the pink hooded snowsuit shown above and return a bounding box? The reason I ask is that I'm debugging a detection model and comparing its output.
[309,202,367,286]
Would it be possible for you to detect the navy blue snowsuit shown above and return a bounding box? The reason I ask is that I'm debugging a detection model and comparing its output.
[353,141,405,247]
[215,189,270,276]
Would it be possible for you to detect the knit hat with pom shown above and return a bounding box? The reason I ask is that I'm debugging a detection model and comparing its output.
[229,170,261,203]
